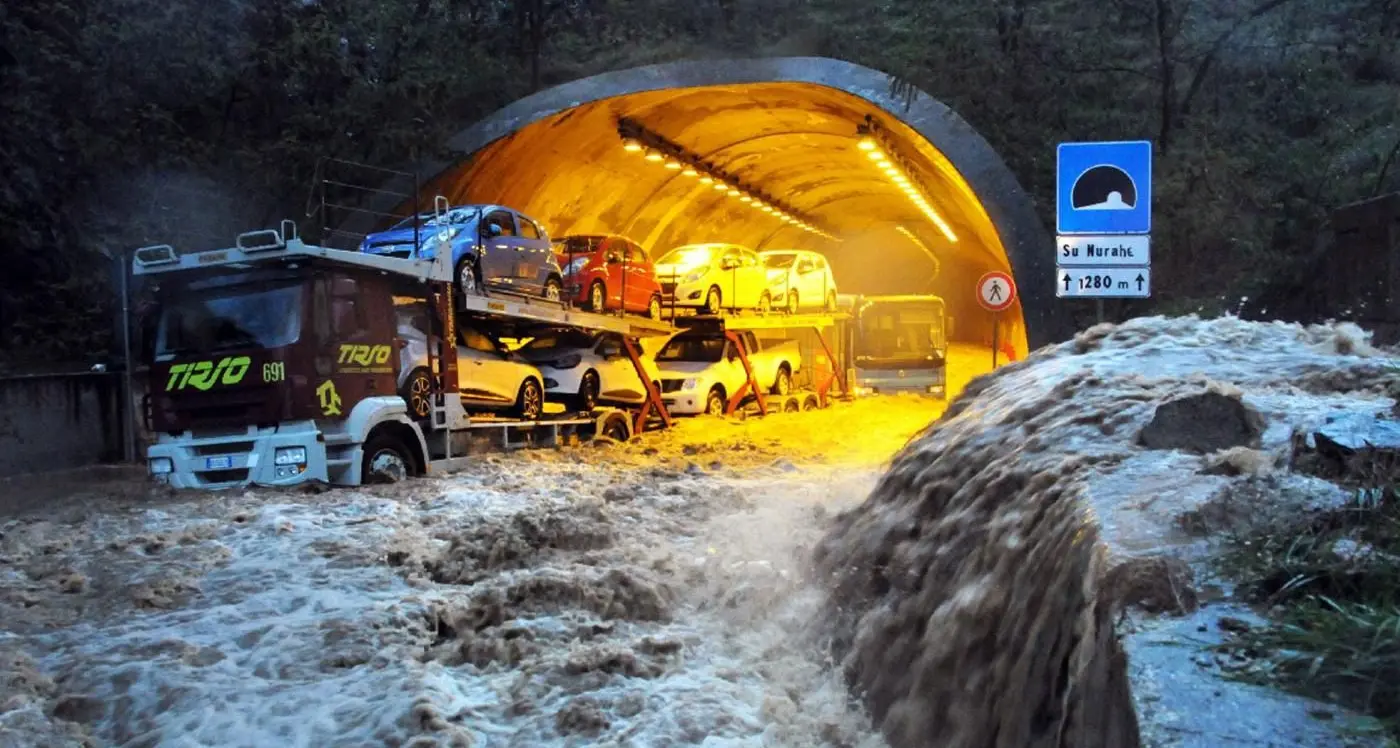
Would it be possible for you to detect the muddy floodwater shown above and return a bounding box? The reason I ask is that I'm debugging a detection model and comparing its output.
[1,322,1396,747]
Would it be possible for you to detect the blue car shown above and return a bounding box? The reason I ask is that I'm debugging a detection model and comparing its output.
[359,204,565,301]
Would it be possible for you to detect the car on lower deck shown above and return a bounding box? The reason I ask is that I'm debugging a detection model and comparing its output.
[759,249,839,313]
[394,302,546,420]
[515,328,661,411]
[360,204,564,301]
[553,234,664,319]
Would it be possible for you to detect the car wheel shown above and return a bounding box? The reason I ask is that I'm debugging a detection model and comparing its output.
[772,367,792,396]
[758,291,772,314]
[601,413,631,441]
[399,367,434,421]
[705,387,726,417]
[825,290,837,312]
[704,286,722,315]
[456,258,478,295]
[783,399,800,413]
[802,394,820,411]
[514,378,543,420]
[577,370,600,411]
[786,291,799,315]
[361,433,412,485]
[588,281,607,311]
[648,295,662,320]
[544,277,563,302]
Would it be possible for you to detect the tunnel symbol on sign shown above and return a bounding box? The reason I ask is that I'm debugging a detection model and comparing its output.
[1071,165,1137,211]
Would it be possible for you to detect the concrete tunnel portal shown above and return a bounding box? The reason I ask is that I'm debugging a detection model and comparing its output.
[413,57,1064,356]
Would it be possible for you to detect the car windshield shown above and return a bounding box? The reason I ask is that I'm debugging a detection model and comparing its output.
[552,237,604,255]
[156,283,303,359]
[656,246,718,266]
[763,253,797,269]
[519,330,597,353]
[655,334,725,362]
[390,207,478,230]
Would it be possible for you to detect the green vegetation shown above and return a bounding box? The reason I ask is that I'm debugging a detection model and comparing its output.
[1221,486,1400,736]
[2,0,1399,365]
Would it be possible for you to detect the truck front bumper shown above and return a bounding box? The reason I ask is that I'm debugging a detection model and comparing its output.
[146,421,330,490]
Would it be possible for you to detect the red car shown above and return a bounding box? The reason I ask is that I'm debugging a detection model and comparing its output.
[552,234,664,319]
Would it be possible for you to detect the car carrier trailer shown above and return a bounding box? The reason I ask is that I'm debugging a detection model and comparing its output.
[132,221,675,490]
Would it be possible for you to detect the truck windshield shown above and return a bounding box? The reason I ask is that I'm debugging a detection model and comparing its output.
[656,335,725,362]
[857,303,946,365]
[156,283,303,359]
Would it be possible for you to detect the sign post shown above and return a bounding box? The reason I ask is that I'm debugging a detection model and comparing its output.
[976,270,1017,368]
[1055,141,1153,312]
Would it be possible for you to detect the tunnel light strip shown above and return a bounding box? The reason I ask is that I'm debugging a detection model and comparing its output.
[856,117,958,243]
[616,117,841,242]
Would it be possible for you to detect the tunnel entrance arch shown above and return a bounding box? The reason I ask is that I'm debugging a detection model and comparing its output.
[410,57,1065,354]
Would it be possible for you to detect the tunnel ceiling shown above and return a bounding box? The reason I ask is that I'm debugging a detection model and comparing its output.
[408,58,1066,349]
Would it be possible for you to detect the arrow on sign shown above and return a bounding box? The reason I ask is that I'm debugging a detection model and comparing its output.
[1135,273,1145,291]
[1062,273,1071,292]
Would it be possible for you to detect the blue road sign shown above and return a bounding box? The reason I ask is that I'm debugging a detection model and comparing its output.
[1056,141,1152,235]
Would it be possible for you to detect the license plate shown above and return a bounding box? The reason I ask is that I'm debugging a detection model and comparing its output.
[205,456,233,470]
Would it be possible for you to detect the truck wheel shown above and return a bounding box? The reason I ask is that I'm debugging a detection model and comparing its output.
[514,378,543,420]
[400,367,433,421]
[704,287,722,315]
[783,398,800,413]
[771,367,792,396]
[601,412,631,441]
[589,281,607,311]
[362,434,411,485]
[786,290,799,315]
[705,387,726,417]
[802,394,820,411]
[576,370,600,411]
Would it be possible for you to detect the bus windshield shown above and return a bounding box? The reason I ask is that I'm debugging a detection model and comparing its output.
[856,301,946,366]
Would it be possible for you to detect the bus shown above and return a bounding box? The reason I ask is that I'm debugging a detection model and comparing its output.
[846,294,948,398]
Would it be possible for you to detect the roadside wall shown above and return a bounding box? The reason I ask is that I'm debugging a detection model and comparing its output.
[0,372,128,478]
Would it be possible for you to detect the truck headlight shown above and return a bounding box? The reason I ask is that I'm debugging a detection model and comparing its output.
[275,446,308,466]
[149,457,173,475]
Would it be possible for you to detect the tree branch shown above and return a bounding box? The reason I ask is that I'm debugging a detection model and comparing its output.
[1179,0,1302,117]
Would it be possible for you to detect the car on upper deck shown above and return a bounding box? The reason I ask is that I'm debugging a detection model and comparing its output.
[360,204,564,301]
[653,243,770,314]
[759,249,839,313]
[552,234,664,319]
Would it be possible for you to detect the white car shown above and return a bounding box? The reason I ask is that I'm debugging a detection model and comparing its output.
[654,329,802,416]
[395,305,546,420]
[516,328,662,411]
[759,249,839,313]
[654,243,771,314]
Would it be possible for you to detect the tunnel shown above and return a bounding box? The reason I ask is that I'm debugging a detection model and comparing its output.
[399,57,1064,355]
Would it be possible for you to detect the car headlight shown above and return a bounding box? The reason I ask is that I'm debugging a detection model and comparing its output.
[682,378,698,390]
[683,266,709,283]
[275,446,308,465]
[149,457,173,475]
[552,354,582,369]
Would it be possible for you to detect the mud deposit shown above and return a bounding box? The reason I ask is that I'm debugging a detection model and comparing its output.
[817,315,1398,748]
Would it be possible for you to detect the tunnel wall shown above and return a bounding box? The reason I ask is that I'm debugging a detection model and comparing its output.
[416,57,1067,352]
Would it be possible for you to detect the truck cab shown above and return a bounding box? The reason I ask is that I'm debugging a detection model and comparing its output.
[138,231,452,489]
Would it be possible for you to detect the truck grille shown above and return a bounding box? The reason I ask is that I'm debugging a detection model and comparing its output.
[659,379,685,394]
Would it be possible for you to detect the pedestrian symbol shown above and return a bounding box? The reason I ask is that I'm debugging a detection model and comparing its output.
[976,271,1016,312]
